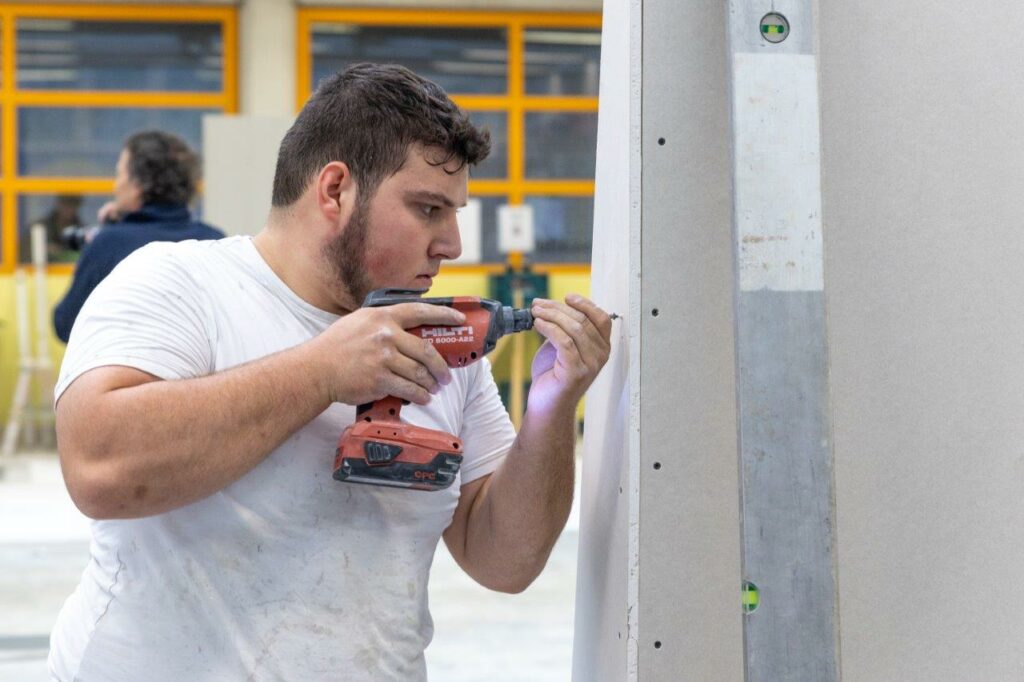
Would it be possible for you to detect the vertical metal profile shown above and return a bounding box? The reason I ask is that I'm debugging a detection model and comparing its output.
[725,1,840,679]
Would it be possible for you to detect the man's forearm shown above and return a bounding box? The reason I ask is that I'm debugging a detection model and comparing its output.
[463,401,578,592]
[58,344,331,519]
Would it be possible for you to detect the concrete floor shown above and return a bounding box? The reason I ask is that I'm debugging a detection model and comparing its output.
[0,454,579,682]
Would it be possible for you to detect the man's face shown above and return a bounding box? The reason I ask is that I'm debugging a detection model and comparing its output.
[113,149,143,214]
[323,144,467,308]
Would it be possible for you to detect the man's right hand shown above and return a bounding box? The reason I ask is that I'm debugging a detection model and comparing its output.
[97,200,121,224]
[308,302,466,407]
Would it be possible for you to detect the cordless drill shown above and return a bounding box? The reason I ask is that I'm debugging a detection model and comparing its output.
[333,288,534,491]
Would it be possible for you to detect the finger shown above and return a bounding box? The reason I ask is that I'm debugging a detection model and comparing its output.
[386,349,442,394]
[394,329,452,386]
[564,294,613,342]
[390,302,466,329]
[532,317,585,374]
[383,373,432,406]
[534,298,606,354]
[532,303,606,370]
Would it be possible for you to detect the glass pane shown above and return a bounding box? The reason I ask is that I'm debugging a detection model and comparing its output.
[525,29,601,96]
[311,24,507,94]
[475,195,507,263]
[468,111,506,179]
[18,107,212,177]
[17,19,223,91]
[526,195,594,263]
[17,193,108,264]
[525,112,598,179]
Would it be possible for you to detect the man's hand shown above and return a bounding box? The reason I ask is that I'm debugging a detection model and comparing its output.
[308,302,466,407]
[97,200,121,224]
[528,294,612,413]
[443,294,610,592]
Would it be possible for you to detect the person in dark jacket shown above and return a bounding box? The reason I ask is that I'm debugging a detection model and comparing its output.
[53,130,224,342]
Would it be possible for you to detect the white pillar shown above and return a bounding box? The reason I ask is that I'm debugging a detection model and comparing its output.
[239,0,296,116]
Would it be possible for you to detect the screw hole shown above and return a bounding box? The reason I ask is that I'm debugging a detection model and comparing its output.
[452,442,460,449]
[470,351,477,359]
[363,416,371,422]
[388,408,396,416]
[657,137,666,146]
[654,641,662,649]
[653,462,662,470]
[651,308,659,317]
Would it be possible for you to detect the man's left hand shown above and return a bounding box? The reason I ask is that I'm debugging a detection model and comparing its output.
[528,294,612,413]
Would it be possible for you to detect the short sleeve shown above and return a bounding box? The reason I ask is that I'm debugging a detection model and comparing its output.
[457,358,517,484]
[54,242,215,403]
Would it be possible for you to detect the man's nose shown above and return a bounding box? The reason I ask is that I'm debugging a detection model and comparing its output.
[432,212,462,261]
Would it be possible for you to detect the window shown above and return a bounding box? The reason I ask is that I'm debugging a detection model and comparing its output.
[298,9,600,266]
[0,5,237,270]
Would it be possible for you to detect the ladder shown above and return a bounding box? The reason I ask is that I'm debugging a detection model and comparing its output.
[1,225,55,474]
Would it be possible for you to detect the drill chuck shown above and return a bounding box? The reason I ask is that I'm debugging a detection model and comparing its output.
[500,306,534,336]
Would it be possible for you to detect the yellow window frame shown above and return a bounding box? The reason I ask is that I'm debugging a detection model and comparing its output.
[296,8,601,274]
[0,3,239,274]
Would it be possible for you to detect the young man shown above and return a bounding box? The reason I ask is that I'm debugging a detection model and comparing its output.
[51,64,611,680]
[52,130,224,343]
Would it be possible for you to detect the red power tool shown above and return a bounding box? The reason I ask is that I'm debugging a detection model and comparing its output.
[333,288,534,491]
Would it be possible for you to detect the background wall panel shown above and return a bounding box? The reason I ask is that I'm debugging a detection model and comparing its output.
[820,1,1024,678]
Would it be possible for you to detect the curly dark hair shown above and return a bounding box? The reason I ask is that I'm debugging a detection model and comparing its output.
[124,130,199,207]
[272,62,491,207]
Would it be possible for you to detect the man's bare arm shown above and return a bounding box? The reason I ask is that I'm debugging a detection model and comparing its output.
[444,295,611,593]
[58,302,465,520]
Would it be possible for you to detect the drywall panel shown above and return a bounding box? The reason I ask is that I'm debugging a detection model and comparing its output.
[572,0,638,677]
[575,0,744,678]
[820,2,1024,678]
[202,115,293,237]
[638,0,744,677]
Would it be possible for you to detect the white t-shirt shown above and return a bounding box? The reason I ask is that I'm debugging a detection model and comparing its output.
[49,236,516,681]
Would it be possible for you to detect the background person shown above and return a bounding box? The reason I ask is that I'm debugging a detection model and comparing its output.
[52,130,224,343]
[18,194,84,264]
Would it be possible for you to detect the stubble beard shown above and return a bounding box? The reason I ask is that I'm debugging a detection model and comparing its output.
[322,199,373,310]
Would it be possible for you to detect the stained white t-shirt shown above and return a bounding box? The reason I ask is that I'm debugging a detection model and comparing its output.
[49,236,516,681]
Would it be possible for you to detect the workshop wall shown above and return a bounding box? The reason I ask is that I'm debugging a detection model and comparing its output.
[0,1,601,421]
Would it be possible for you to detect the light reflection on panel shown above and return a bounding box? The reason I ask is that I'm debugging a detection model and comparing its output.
[525,195,594,263]
[311,24,507,94]
[524,28,601,96]
[16,19,223,91]
[18,108,211,177]
[525,112,598,179]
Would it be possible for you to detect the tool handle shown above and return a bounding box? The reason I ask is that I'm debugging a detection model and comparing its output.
[355,396,407,423]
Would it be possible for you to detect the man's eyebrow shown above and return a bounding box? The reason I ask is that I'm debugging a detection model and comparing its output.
[406,190,462,208]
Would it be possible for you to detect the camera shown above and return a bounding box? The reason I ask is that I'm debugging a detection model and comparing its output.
[60,225,100,251]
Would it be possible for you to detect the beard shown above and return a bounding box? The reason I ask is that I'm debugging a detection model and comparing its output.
[322,199,373,309]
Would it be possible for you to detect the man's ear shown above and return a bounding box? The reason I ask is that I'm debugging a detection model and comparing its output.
[316,161,357,223]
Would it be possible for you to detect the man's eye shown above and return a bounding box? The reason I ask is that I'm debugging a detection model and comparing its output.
[420,204,438,217]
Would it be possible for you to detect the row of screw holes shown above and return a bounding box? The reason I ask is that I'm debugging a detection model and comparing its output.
[646,136,670,653]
